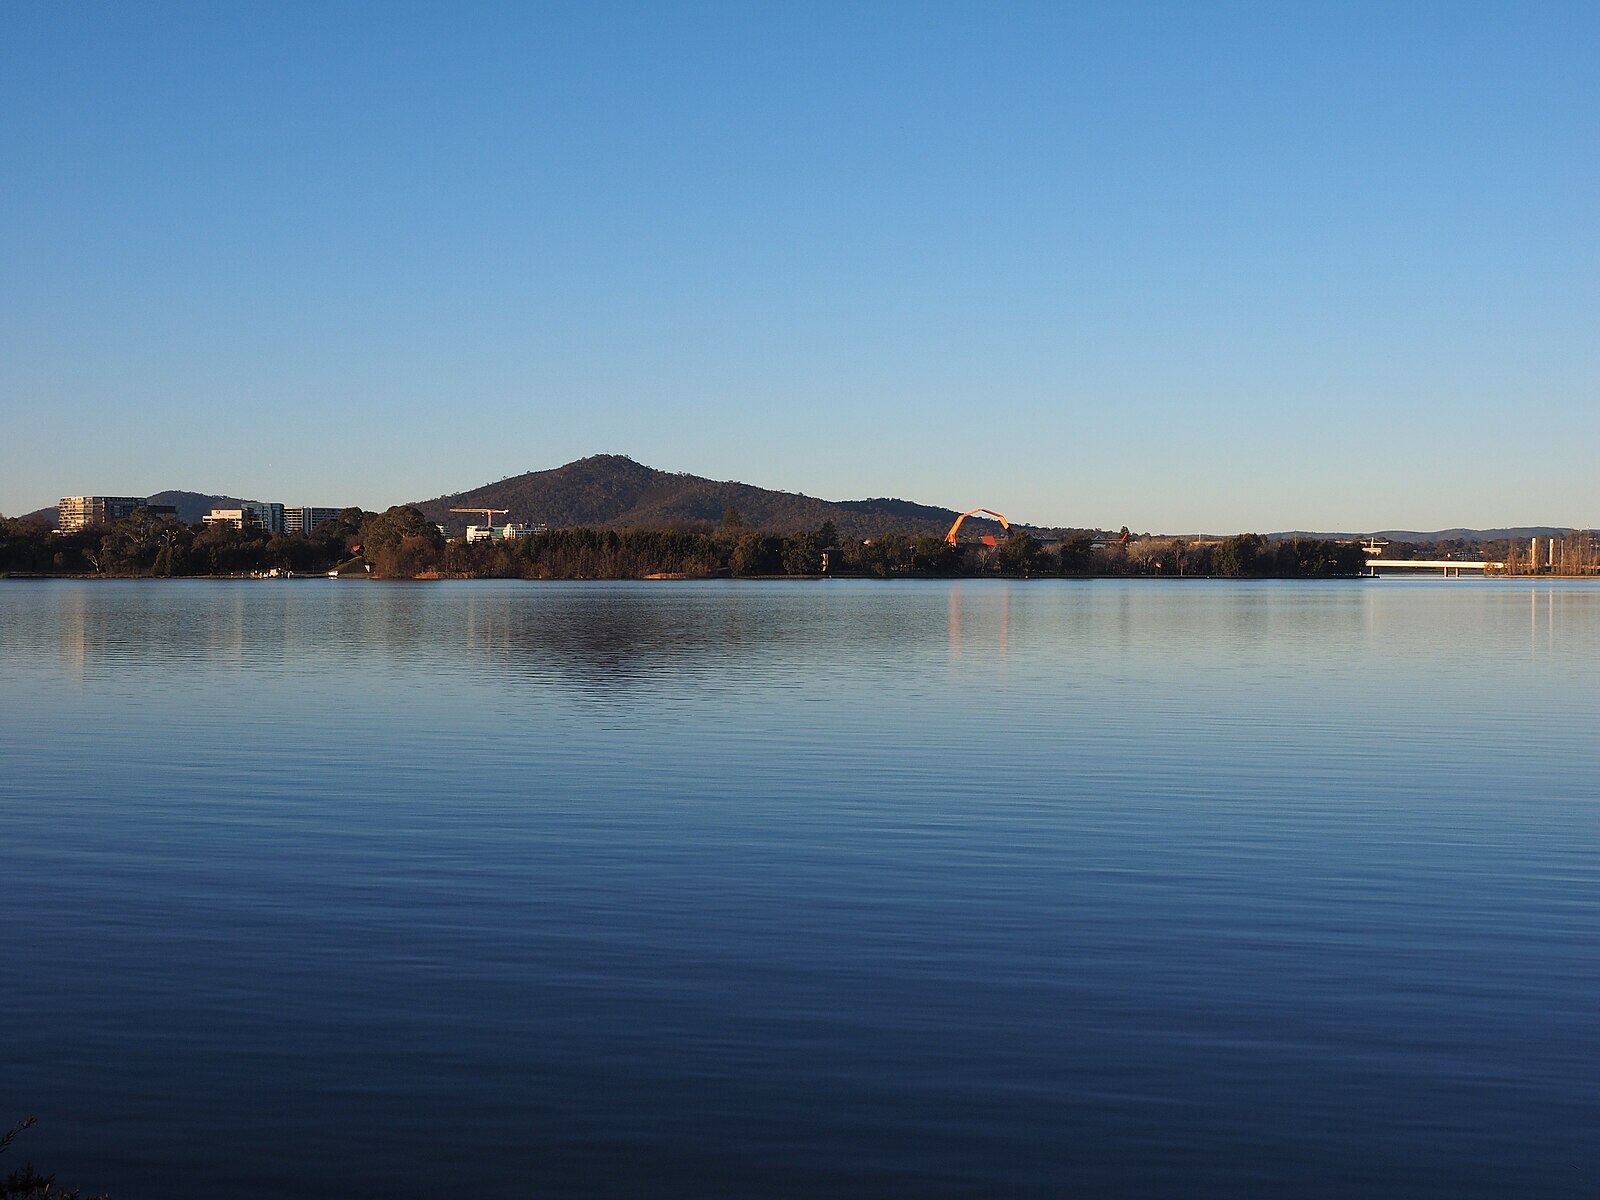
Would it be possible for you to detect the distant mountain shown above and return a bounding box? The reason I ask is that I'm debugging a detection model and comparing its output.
[146,490,250,523]
[410,455,999,540]
[1267,527,1570,543]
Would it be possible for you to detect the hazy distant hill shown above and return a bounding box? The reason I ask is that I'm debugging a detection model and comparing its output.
[1266,527,1568,543]
[146,490,249,523]
[18,490,245,527]
[411,455,995,540]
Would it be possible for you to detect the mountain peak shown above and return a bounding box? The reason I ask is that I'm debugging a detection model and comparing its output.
[411,457,977,539]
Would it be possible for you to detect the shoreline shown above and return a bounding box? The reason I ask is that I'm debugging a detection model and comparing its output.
[6,571,1599,583]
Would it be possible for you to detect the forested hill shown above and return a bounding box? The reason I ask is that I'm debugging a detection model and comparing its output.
[411,455,996,540]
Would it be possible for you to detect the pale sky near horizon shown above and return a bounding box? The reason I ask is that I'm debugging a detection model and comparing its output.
[3,1,1596,533]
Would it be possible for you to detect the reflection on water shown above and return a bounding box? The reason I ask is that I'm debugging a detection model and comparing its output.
[946,583,1009,664]
[32,577,1599,685]
[1,578,1598,1199]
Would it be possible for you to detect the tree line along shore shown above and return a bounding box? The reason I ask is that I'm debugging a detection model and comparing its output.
[0,505,1382,580]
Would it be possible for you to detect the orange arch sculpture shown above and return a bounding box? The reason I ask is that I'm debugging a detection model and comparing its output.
[944,508,1011,546]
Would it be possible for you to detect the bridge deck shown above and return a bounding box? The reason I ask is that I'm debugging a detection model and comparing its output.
[1366,558,1504,574]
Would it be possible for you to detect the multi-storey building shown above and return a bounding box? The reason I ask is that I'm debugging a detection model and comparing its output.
[285,507,343,535]
[58,496,146,532]
[202,503,283,532]
[242,501,285,533]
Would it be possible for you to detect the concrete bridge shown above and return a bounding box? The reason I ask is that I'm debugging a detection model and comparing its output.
[1366,558,1504,577]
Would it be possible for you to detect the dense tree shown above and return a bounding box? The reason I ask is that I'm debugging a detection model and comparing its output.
[780,532,822,576]
[360,507,444,577]
[2,506,1378,582]
[730,532,781,576]
[997,530,1040,574]
[1264,538,1366,577]
[489,527,721,580]
[315,512,366,551]
[186,521,269,575]
[0,518,70,573]
[1212,533,1264,578]
[1167,538,1193,576]
[909,534,959,574]
[1092,541,1128,576]
[852,533,909,577]
[99,511,192,575]
[841,532,960,576]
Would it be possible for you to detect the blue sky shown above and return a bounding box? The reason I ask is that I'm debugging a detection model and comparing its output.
[3,1,1596,532]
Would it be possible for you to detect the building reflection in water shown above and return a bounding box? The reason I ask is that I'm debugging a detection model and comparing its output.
[60,585,87,681]
[947,582,1009,670]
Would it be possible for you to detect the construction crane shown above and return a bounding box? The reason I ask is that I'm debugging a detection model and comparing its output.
[450,507,509,529]
[450,507,510,543]
[944,508,1011,547]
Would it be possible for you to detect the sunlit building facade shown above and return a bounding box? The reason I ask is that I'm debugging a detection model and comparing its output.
[285,507,343,535]
[58,495,146,532]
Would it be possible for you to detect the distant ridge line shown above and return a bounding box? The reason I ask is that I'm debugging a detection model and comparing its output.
[1264,527,1570,543]
[14,462,1580,543]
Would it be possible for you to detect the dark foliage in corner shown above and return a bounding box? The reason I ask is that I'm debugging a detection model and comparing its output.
[1,1117,108,1200]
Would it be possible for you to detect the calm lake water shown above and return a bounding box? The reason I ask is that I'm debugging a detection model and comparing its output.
[1,578,1596,1198]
